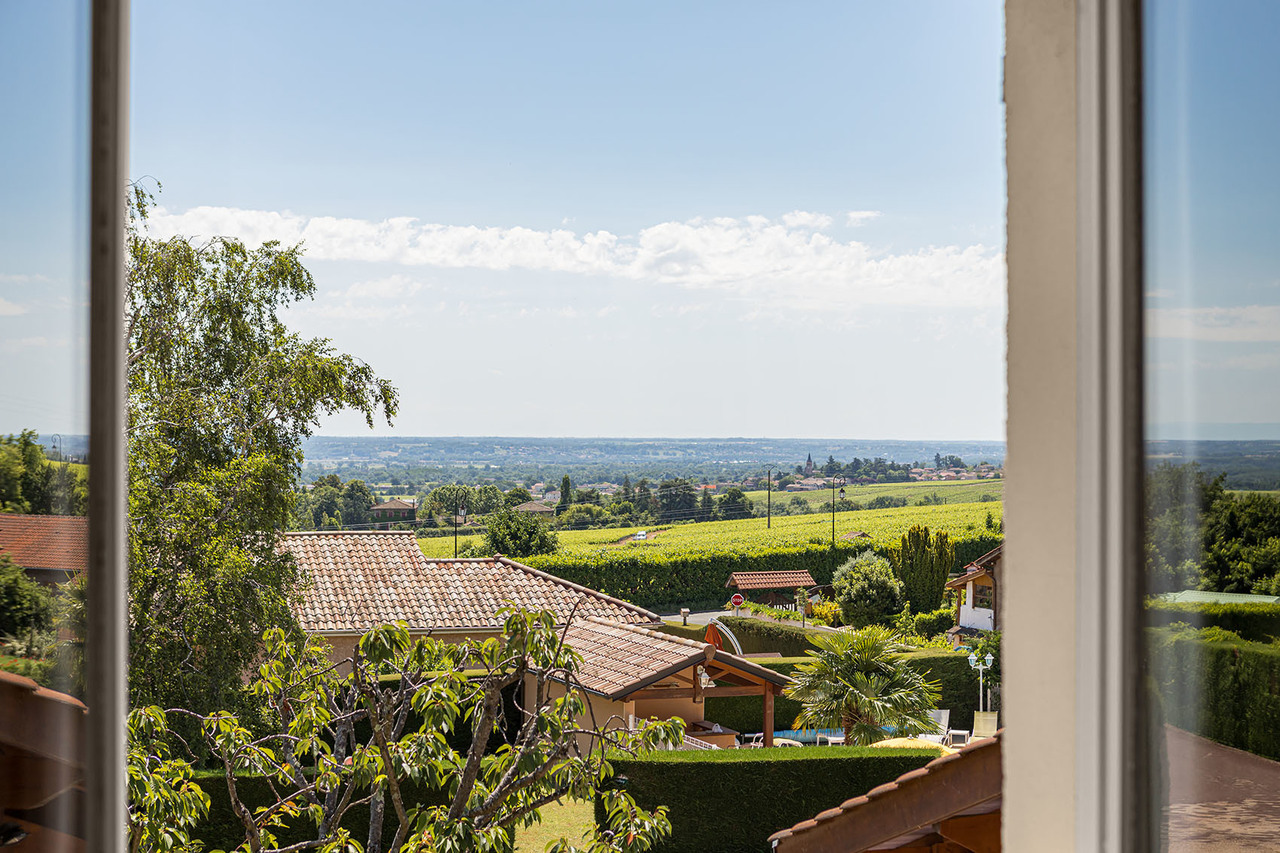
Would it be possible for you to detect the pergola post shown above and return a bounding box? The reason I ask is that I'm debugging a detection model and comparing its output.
[763,686,775,747]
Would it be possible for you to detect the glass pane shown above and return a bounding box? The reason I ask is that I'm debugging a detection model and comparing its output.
[1145,0,1280,846]
[0,1,91,849]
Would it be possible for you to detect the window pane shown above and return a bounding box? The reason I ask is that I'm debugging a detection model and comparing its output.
[0,1,91,849]
[1145,0,1280,846]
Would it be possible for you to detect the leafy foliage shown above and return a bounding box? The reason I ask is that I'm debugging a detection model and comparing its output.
[786,626,941,744]
[833,552,905,628]
[125,184,397,716]
[483,507,559,558]
[0,430,86,515]
[0,553,53,637]
[128,610,681,853]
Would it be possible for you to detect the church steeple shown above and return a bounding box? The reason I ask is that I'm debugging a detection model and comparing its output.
[805,453,814,476]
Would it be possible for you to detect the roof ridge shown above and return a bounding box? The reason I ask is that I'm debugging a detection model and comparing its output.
[283,529,417,537]
[579,615,713,653]
[500,557,661,623]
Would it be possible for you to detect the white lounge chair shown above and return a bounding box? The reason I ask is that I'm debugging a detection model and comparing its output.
[972,710,999,741]
[920,709,951,744]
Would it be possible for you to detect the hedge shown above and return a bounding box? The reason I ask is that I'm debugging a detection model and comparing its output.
[1145,599,1280,643]
[716,617,816,657]
[598,747,937,853]
[1147,628,1280,760]
[701,650,981,735]
[522,534,1003,613]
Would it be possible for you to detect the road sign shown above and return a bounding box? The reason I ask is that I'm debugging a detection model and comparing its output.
[730,593,745,607]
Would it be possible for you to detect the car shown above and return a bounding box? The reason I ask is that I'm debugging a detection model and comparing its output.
[635,530,647,540]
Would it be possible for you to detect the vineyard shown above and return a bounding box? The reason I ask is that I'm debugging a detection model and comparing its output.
[743,478,1003,508]
[418,501,1003,612]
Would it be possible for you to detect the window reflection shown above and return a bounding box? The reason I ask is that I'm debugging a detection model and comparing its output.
[1145,0,1280,847]
[0,2,91,848]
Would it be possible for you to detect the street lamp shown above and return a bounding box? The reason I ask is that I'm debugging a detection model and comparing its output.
[454,501,467,557]
[830,478,845,575]
[968,651,996,712]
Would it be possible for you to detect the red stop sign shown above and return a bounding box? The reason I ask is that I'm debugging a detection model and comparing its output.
[730,593,745,607]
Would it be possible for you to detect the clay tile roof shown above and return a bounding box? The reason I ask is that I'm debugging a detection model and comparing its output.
[0,514,88,574]
[558,617,792,699]
[726,570,816,590]
[372,499,415,511]
[514,501,555,513]
[946,544,1003,590]
[769,731,1002,852]
[284,531,660,633]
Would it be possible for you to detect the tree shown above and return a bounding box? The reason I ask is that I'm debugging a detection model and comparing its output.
[786,626,940,744]
[0,554,53,638]
[427,483,474,518]
[559,504,607,530]
[619,475,634,506]
[471,484,505,515]
[715,487,753,521]
[697,488,714,523]
[633,479,657,518]
[558,474,573,514]
[656,478,696,522]
[483,507,559,557]
[125,185,397,716]
[127,612,680,853]
[340,479,375,527]
[0,431,56,514]
[891,526,955,612]
[833,552,905,627]
[823,455,840,477]
[503,486,533,509]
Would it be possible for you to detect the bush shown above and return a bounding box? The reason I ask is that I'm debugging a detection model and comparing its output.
[912,606,955,638]
[833,552,904,628]
[1145,599,1280,642]
[659,621,709,644]
[811,600,840,626]
[598,747,937,853]
[482,507,558,557]
[1147,627,1280,760]
[0,555,53,637]
[716,616,815,657]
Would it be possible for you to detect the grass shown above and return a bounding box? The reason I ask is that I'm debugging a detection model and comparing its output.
[744,478,1003,508]
[515,798,595,852]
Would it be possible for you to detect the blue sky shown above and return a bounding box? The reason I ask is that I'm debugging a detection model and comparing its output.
[3,1,1009,439]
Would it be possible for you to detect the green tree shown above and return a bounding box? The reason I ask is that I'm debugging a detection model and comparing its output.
[786,626,940,744]
[125,185,396,716]
[503,486,533,508]
[559,504,607,530]
[471,484,505,515]
[340,479,375,526]
[0,431,56,514]
[619,475,634,506]
[129,612,680,853]
[833,552,905,628]
[891,525,955,612]
[427,483,474,518]
[697,488,714,522]
[0,554,53,637]
[715,487,753,521]
[558,474,573,514]
[483,507,559,557]
[657,478,696,522]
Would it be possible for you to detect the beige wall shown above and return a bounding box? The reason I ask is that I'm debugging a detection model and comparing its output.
[1005,0,1078,849]
[633,696,704,727]
[524,674,635,754]
[317,629,500,672]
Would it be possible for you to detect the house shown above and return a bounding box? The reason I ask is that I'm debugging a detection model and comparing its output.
[946,544,1002,642]
[769,732,1001,852]
[0,514,88,586]
[539,617,792,750]
[512,500,556,517]
[284,530,661,664]
[726,570,817,607]
[370,498,415,528]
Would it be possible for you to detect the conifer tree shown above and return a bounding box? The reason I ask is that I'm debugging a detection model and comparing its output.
[891,525,955,612]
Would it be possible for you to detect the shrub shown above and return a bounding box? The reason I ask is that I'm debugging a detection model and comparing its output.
[833,552,904,628]
[716,616,815,657]
[482,507,558,557]
[912,606,955,638]
[1147,627,1280,760]
[0,555,53,637]
[811,600,841,626]
[599,747,937,853]
[891,526,954,613]
[1145,599,1280,642]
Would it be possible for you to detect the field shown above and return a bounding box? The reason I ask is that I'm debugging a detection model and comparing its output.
[418,500,1003,560]
[744,478,1002,508]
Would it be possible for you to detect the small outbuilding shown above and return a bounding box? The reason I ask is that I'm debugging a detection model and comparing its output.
[726,570,817,607]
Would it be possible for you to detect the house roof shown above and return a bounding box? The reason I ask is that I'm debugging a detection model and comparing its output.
[1155,589,1280,605]
[558,617,792,700]
[0,514,88,574]
[284,531,660,633]
[726,570,816,590]
[371,498,415,511]
[513,501,555,513]
[770,731,1002,852]
[946,544,1003,590]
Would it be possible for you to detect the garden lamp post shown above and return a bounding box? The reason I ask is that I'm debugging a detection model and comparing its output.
[829,478,845,577]
[454,501,467,557]
[968,651,995,712]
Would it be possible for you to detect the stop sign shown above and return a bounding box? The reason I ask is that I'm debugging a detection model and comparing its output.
[730,593,745,607]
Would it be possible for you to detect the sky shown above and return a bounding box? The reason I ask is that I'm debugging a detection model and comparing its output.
[2,1,1009,440]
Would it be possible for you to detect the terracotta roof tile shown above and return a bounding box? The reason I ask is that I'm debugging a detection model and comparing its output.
[371,499,415,511]
[0,514,88,574]
[725,570,816,590]
[284,531,659,633]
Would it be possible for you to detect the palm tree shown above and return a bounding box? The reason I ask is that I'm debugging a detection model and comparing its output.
[785,625,940,745]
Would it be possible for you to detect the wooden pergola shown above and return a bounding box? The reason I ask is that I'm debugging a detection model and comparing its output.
[558,617,793,747]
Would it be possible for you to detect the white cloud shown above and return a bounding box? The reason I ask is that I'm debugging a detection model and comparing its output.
[145,206,1005,312]
[0,297,27,316]
[1148,305,1280,342]
[304,274,428,321]
[846,210,882,226]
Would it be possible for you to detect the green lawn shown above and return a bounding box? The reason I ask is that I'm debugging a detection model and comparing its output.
[515,798,595,852]
[744,478,1003,507]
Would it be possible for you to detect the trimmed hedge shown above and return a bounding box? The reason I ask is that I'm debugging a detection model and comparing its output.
[716,616,816,657]
[702,650,980,735]
[193,772,450,849]
[1147,628,1280,760]
[1145,599,1280,642]
[522,534,1002,612]
[659,621,709,643]
[598,748,937,853]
